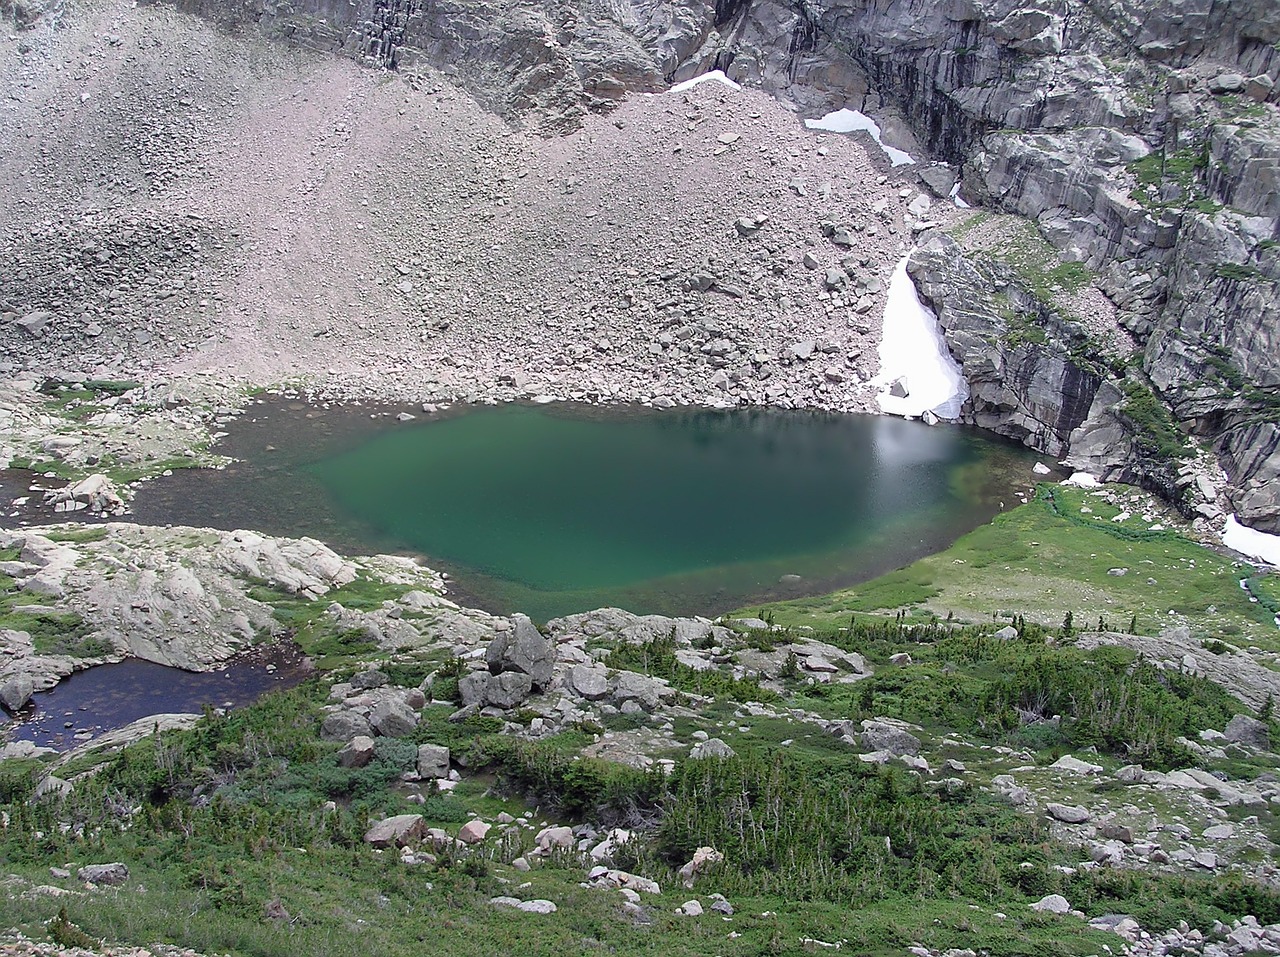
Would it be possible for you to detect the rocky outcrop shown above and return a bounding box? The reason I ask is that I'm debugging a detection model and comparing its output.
[908,232,1101,456]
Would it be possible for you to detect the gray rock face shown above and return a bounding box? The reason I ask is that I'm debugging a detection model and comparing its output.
[487,615,554,689]
[569,664,609,701]
[908,234,1101,457]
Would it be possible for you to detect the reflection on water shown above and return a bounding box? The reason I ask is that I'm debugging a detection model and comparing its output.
[122,400,1043,620]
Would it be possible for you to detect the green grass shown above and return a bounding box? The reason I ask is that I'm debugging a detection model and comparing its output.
[744,485,1273,642]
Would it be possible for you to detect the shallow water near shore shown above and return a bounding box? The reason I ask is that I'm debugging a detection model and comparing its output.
[122,399,1043,621]
[3,643,310,750]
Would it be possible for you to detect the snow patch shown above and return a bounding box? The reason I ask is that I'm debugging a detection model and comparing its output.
[873,256,967,419]
[1062,472,1102,489]
[669,71,742,94]
[949,183,971,209]
[1223,515,1280,567]
[804,108,915,167]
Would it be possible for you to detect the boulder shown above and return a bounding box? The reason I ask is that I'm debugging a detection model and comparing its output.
[0,673,35,712]
[320,711,372,742]
[611,671,667,711]
[678,846,724,887]
[569,664,609,700]
[487,614,554,688]
[416,743,450,779]
[1224,714,1270,749]
[338,735,376,768]
[487,671,534,709]
[536,825,575,851]
[859,721,920,756]
[1047,803,1091,824]
[690,738,735,759]
[1031,894,1071,914]
[458,820,491,844]
[77,863,128,886]
[678,899,704,916]
[350,669,389,691]
[364,814,425,848]
[370,698,419,737]
[992,625,1019,641]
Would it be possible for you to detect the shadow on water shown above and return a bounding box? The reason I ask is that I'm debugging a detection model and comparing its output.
[1,643,311,751]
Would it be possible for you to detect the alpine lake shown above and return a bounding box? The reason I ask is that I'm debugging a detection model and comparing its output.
[131,398,1045,623]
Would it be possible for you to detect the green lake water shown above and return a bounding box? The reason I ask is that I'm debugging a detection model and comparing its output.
[129,401,1042,621]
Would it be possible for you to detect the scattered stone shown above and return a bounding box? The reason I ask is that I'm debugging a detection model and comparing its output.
[1047,803,1091,824]
[338,735,376,768]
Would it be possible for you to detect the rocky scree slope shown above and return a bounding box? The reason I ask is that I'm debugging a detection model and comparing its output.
[115,0,1280,531]
[0,0,965,416]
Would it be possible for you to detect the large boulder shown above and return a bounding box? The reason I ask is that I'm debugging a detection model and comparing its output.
[569,664,609,700]
[320,711,372,742]
[338,735,376,768]
[858,721,921,756]
[1225,714,1271,749]
[0,673,35,712]
[459,670,533,710]
[417,743,451,779]
[370,698,419,737]
[364,814,425,848]
[487,615,554,688]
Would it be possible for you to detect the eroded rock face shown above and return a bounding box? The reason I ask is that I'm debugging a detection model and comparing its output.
[908,233,1101,457]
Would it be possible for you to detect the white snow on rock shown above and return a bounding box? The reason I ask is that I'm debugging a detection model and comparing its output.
[669,70,742,94]
[949,182,971,208]
[1062,472,1101,488]
[873,256,968,419]
[804,108,915,166]
[1223,515,1280,567]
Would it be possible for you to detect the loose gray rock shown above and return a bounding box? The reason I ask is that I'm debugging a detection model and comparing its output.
[364,814,426,848]
[370,698,419,737]
[859,722,921,756]
[1224,714,1270,749]
[320,711,372,742]
[487,614,554,689]
[78,863,129,885]
[338,735,376,768]
[417,743,450,779]
[1031,894,1071,914]
[1047,803,1091,824]
[0,674,35,712]
[690,738,735,759]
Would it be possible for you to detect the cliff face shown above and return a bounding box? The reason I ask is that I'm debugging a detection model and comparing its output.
[80,0,1280,531]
